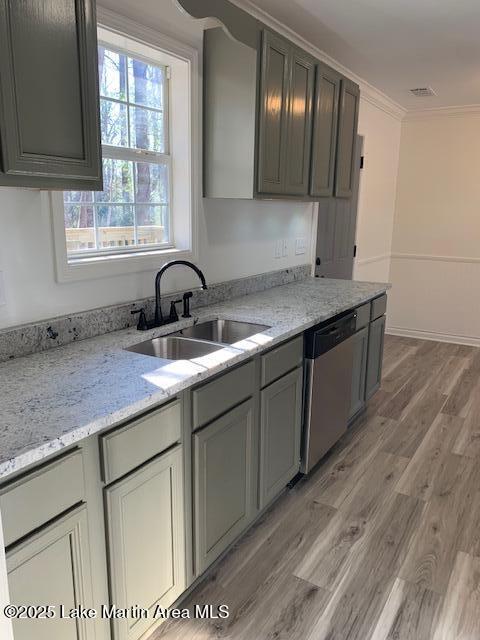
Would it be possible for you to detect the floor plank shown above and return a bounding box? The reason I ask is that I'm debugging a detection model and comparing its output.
[432,552,480,640]
[395,413,463,501]
[370,578,443,640]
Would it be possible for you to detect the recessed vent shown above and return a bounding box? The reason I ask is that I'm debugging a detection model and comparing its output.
[410,87,436,97]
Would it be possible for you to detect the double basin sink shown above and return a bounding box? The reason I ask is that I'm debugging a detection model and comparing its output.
[126,319,270,361]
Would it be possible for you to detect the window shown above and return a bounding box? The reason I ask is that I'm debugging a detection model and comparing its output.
[64,45,172,257]
[52,22,197,281]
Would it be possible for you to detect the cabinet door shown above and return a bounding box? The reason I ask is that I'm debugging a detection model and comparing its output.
[310,64,340,197]
[334,78,360,198]
[283,48,314,196]
[366,315,386,400]
[105,446,185,640]
[0,0,102,189]
[349,327,369,421]
[193,399,255,574]
[257,30,290,195]
[260,367,303,508]
[7,505,95,640]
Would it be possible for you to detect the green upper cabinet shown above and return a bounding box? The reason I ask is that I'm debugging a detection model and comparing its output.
[257,31,314,197]
[180,0,359,201]
[334,78,360,198]
[283,47,315,195]
[0,0,102,190]
[309,64,341,197]
[257,31,290,195]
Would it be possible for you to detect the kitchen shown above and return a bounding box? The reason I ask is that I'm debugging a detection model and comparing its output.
[0,1,478,639]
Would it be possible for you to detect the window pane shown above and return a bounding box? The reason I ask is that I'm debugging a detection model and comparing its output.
[135,162,169,203]
[97,205,135,248]
[64,204,95,253]
[136,205,169,246]
[98,47,127,101]
[130,106,165,152]
[63,191,94,204]
[100,99,128,147]
[95,159,134,204]
[128,58,165,110]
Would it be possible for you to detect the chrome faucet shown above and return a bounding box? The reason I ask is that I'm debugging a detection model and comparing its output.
[155,260,208,326]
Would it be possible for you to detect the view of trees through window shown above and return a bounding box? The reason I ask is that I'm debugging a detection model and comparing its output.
[64,45,171,256]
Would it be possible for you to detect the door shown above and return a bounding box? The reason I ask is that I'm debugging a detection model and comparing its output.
[315,135,363,279]
[366,315,386,400]
[260,367,303,508]
[105,445,185,640]
[349,326,369,421]
[310,64,340,197]
[0,0,102,189]
[283,47,315,196]
[7,505,95,640]
[334,78,360,198]
[193,399,256,574]
[257,30,290,195]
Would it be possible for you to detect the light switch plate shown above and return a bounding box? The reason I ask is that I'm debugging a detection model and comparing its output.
[0,272,5,306]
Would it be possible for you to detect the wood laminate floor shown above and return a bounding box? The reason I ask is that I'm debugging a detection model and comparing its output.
[154,336,480,640]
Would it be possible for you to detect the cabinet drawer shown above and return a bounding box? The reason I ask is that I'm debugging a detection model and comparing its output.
[261,336,303,387]
[193,361,255,430]
[355,302,371,330]
[100,400,181,485]
[0,449,85,548]
[371,294,387,321]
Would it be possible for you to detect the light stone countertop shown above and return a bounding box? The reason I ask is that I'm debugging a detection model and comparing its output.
[0,277,389,480]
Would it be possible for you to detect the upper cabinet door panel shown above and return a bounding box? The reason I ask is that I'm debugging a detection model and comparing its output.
[0,0,102,189]
[257,30,290,195]
[310,64,340,197]
[334,77,360,198]
[284,48,314,196]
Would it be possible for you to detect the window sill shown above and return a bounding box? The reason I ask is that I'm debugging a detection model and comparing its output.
[56,246,195,283]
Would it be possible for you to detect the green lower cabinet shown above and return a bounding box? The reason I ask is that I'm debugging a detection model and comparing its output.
[349,327,369,421]
[105,445,185,640]
[7,505,95,640]
[366,315,386,400]
[193,399,256,575]
[259,367,303,508]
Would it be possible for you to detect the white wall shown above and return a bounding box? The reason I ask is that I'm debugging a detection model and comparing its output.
[353,97,402,283]
[389,109,480,344]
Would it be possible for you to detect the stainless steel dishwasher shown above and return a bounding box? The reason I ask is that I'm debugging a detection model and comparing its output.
[301,310,357,473]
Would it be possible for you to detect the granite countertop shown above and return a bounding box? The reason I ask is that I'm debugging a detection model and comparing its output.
[0,277,389,480]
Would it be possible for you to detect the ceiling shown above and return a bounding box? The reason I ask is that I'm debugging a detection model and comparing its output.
[247,0,480,110]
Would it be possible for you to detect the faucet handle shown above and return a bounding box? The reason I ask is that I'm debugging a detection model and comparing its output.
[131,308,148,331]
[169,299,182,323]
[182,291,193,318]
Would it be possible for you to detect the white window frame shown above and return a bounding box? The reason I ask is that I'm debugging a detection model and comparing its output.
[51,9,199,283]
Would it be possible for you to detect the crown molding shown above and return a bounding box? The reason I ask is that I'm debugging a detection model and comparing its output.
[230,0,406,121]
[404,104,480,121]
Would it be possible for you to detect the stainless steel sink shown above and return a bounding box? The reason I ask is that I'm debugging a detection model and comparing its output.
[174,319,270,344]
[126,336,225,360]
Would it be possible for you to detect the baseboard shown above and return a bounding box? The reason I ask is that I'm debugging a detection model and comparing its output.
[386,326,480,348]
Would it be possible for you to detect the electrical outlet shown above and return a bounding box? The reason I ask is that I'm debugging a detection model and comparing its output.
[0,272,5,306]
[295,238,307,255]
[274,240,282,258]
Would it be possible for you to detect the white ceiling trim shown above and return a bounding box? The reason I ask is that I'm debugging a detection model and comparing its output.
[230,0,406,121]
[404,104,480,121]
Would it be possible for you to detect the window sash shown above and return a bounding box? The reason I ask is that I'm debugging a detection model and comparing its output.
[65,41,173,260]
